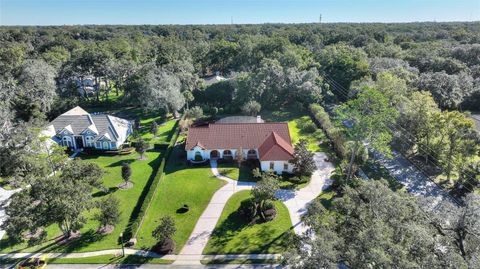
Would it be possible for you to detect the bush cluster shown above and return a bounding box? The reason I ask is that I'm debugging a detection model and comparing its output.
[127,120,180,239]
[309,104,348,159]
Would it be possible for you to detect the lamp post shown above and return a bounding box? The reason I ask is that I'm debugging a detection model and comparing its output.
[119,232,125,257]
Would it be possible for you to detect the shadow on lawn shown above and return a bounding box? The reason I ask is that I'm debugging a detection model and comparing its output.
[92,186,119,198]
[3,229,107,254]
[107,158,136,168]
[207,205,292,255]
[121,151,163,240]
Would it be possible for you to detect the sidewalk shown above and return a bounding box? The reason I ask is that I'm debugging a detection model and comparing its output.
[0,153,333,265]
[175,161,255,265]
[176,153,334,264]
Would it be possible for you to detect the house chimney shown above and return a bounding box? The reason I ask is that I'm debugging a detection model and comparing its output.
[256,115,262,123]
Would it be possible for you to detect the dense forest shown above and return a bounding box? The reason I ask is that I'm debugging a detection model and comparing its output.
[1,22,479,187]
[0,22,479,267]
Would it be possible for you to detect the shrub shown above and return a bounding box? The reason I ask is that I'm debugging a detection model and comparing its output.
[127,120,180,240]
[152,216,176,244]
[301,121,317,133]
[121,162,132,183]
[238,198,257,222]
[153,143,169,150]
[309,104,347,158]
[95,196,121,228]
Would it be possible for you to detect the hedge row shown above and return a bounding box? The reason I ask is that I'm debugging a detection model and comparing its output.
[82,147,136,156]
[126,120,180,240]
[309,104,348,159]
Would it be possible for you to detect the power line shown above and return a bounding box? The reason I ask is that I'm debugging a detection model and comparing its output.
[321,74,479,196]
[319,74,480,246]
[322,74,479,193]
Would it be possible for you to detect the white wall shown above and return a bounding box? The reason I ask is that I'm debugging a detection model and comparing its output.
[186,147,258,161]
[260,160,293,174]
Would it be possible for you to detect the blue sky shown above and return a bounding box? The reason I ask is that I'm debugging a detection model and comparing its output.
[1,0,479,25]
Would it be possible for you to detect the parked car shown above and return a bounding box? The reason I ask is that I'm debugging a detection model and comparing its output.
[16,256,47,269]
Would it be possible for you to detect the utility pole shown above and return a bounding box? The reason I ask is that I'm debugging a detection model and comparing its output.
[319,14,322,23]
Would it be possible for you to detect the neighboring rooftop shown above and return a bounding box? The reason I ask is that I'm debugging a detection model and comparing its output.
[186,122,294,161]
[203,74,227,86]
[216,116,264,124]
[45,106,130,142]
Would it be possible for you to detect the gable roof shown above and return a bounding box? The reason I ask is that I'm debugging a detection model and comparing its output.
[186,122,294,161]
[258,132,295,161]
[46,106,131,142]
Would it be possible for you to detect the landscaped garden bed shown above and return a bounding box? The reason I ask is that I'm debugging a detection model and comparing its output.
[203,190,293,255]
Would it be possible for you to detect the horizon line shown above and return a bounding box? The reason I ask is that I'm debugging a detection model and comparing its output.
[2,20,480,27]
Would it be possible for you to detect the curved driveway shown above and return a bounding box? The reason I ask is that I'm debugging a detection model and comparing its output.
[175,153,334,264]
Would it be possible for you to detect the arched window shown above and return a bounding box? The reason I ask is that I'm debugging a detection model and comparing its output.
[223,150,232,156]
[247,149,257,159]
[103,141,109,149]
[62,136,72,147]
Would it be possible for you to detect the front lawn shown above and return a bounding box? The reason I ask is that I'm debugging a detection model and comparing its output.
[203,190,293,255]
[135,145,226,253]
[48,254,173,264]
[217,161,257,182]
[0,150,163,253]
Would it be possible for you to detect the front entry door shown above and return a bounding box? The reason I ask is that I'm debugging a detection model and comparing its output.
[75,136,84,149]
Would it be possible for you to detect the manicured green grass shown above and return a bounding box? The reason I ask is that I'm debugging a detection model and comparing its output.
[203,190,293,255]
[85,106,176,145]
[201,258,279,264]
[135,146,226,253]
[278,175,310,190]
[140,118,177,144]
[261,108,330,152]
[217,162,257,182]
[48,254,173,264]
[0,150,164,254]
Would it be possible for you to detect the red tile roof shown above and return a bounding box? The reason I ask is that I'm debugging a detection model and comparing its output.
[186,123,294,161]
[258,132,295,161]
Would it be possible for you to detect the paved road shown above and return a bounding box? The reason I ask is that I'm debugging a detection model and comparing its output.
[374,150,457,211]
